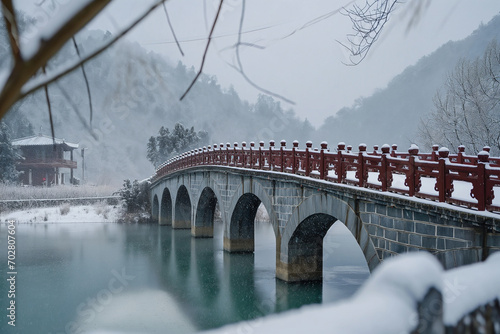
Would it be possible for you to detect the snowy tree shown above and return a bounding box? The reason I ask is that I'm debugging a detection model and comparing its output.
[0,121,19,183]
[419,40,500,155]
[115,179,150,213]
[147,123,209,167]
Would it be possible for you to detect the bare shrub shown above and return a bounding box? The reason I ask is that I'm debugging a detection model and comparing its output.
[0,184,116,201]
[93,201,110,219]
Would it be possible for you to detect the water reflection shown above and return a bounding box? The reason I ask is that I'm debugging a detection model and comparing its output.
[0,220,369,333]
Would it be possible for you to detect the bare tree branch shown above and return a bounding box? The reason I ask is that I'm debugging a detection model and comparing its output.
[41,66,55,145]
[72,37,94,127]
[18,0,167,103]
[0,0,113,119]
[162,2,184,56]
[1,0,21,62]
[340,0,401,65]
[180,0,224,101]
[231,0,295,105]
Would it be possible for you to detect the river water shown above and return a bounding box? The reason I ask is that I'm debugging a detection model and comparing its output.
[0,220,369,334]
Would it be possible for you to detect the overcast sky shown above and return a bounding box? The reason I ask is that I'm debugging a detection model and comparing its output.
[17,0,500,127]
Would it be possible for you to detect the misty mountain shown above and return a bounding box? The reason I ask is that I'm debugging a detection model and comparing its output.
[1,19,313,185]
[313,13,500,151]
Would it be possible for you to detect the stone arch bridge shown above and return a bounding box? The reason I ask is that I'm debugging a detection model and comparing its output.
[149,142,500,282]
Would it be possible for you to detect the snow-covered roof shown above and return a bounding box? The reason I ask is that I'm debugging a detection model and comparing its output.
[12,134,79,150]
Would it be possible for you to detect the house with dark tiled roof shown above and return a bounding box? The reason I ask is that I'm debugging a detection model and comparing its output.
[12,133,79,186]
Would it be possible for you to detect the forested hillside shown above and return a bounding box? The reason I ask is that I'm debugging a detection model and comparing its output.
[314,14,500,150]
[1,17,313,185]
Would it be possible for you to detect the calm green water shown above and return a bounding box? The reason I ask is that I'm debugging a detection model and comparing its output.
[0,220,369,334]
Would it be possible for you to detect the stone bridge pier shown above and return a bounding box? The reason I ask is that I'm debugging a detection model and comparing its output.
[150,166,500,282]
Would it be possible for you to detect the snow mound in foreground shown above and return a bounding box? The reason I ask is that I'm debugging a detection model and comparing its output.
[203,252,500,334]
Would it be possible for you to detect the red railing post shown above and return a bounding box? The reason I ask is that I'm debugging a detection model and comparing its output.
[320,142,328,180]
[474,151,490,210]
[269,140,275,171]
[380,144,390,191]
[305,141,312,176]
[233,142,238,166]
[431,145,439,161]
[292,140,298,174]
[436,148,450,202]
[250,142,255,169]
[407,144,419,196]
[358,143,367,187]
[391,144,398,157]
[280,140,286,172]
[372,144,379,155]
[457,145,465,164]
[226,142,230,165]
[241,142,246,167]
[259,141,264,169]
[337,142,345,183]
[219,143,224,165]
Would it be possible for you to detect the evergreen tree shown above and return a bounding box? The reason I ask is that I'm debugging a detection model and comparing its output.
[3,100,35,139]
[147,123,209,167]
[0,122,19,183]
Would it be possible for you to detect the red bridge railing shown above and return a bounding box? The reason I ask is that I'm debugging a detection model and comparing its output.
[152,141,500,213]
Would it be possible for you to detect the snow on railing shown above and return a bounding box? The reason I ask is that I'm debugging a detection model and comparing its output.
[152,141,500,212]
[200,252,500,334]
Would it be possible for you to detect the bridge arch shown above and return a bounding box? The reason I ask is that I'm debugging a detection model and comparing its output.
[174,185,192,229]
[226,179,278,237]
[193,186,218,237]
[278,194,380,281]
[224,178,278,252]
[152,194,159,224]
[160,187,173,226]
[286,213,337,281]
[225,193,262,252]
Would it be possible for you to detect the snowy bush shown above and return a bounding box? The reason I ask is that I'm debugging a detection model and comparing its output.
[115,179,150,214]
[59,203,71,215]
[0,122,19,183]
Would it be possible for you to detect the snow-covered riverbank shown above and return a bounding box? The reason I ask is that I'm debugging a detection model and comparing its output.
[0,203,122,223]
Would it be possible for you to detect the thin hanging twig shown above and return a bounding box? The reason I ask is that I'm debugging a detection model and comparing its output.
[339,0,400,65]
[72,37,94,127]
[41,66,56,147]
[180,0,224,101]
[162,2,184,56]
[54,81,98,140]
[232,0,295,105]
